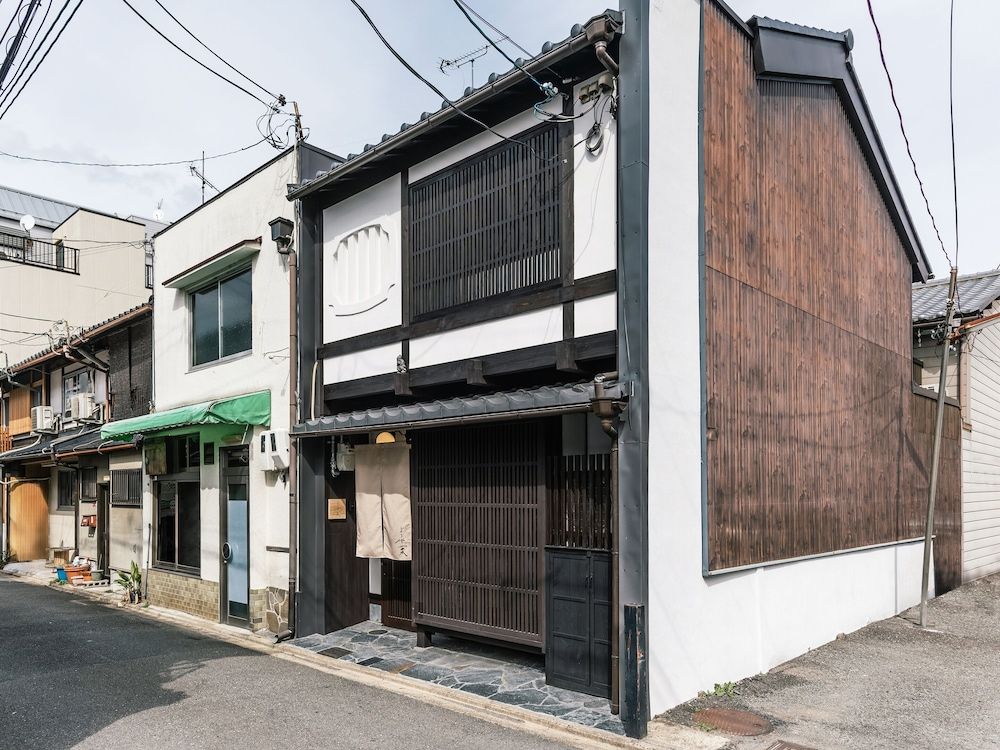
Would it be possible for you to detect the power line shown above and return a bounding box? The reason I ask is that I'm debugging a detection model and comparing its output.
[454,0,532,58]
[0,135,269,167]
[866,0,953,269]
[0,0,51,96]
[347,0,536,157]
[119,0,271,109]
[150,0,279,102]
[0,0,80,122]
[0,0,40,88]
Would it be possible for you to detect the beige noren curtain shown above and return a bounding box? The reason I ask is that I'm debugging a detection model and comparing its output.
[354,443,411,561]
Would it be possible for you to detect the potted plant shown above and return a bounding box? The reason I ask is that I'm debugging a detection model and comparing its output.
[116,562,143,605]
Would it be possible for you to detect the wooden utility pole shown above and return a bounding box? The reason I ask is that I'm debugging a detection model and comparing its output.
[920,265,958,627]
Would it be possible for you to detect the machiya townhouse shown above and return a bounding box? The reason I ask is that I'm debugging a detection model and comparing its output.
[285,0,960,737]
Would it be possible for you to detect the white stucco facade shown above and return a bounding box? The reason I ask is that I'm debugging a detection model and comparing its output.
[146,149,302,619]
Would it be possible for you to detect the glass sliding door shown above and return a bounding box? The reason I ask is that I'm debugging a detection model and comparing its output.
[220,447,250,626]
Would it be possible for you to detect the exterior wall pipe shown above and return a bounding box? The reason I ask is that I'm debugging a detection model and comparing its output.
[276,145,302,643]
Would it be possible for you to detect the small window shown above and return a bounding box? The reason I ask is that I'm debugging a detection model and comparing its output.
[191,268,252,366]
[165,434,200,475]
[62,369,92,419]
[111,469,142,506]
[81,468,98,500]
[57,470,77,509]
[155,480,201,573]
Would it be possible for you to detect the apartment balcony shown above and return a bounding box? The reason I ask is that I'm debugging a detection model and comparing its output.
[0,230,79,274]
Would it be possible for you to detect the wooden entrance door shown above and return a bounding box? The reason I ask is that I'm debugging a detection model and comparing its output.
[9,481,48,561]
[325,456,369,632]
[381,559,414,631]
[411,422,545,648]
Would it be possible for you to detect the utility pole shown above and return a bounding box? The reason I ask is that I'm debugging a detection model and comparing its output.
[920,265,959,627]
[0,0,41,89]
[292,101,304,143]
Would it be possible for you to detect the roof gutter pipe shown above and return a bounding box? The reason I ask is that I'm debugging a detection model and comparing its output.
[587,15,621,77]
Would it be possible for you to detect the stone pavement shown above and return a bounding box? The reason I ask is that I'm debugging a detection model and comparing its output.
[292,617,625,735]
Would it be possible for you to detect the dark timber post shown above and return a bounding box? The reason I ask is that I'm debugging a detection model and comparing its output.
[294,193,327,635]
[617,0,650,738]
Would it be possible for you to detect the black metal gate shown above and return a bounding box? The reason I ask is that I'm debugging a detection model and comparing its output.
[410,422,545,648]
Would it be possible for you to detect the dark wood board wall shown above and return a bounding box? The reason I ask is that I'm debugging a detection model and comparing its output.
[702,2,960,574]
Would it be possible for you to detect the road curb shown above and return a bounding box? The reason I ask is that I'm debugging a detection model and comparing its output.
[1,570,722,750]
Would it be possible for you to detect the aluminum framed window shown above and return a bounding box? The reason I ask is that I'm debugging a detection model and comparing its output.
[111,468,142,507]
[80,467,99,500]
[57,469,77,509]
[190,266,252,367]
[153,479,201,574]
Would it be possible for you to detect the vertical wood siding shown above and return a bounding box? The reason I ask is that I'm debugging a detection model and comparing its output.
[703,4,958,571]
[962,304,1000,581]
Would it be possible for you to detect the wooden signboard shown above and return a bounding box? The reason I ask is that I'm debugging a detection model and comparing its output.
[327,498,347,521]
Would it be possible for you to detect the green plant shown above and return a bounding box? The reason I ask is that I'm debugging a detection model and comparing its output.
[116,561,143,604]
[712,681,737,697]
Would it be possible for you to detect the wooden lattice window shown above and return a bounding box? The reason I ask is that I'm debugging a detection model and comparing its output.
[409,123,566,317]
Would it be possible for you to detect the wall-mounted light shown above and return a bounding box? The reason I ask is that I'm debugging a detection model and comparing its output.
[269,216,294,254]
[375,431,395,444]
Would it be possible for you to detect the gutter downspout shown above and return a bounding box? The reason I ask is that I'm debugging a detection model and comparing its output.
[276,145,302,643]
[591,373,621,713]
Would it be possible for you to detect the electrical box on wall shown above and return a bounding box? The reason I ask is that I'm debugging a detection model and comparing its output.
[257,429,289,471]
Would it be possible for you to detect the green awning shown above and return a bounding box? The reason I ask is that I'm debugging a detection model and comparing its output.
[101,391,271,440]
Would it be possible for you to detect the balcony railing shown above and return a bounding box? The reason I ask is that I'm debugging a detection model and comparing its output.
[0,426,12,454]
[0,231,79,274]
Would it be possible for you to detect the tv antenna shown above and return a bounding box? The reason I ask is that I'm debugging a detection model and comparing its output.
[440,45,488,88]
[189,151,219,205]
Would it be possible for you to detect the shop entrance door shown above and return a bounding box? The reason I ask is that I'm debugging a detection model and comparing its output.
[219,447,250,627]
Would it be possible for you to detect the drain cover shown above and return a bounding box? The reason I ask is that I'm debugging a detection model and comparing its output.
[693,708,772,736]
[317,646,351,659]
[369,629,387,635]
[765,742,816,750]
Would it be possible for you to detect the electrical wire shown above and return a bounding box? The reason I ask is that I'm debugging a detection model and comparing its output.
[150,0,278,102]
[949,0,959,270]
[0,0,41,87]
[0,0,51,98]
[0,135,269,167]
[119,0,270,108]
[0,1,27,55]
[347,0,537,158]
[450,0,550,96]
[866,0,952,269]
[0,0,78,122]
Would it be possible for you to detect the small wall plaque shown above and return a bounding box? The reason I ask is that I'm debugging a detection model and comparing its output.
[328,498,347,520]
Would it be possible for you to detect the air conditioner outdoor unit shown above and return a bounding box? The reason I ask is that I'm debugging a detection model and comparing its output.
[70,392,97,421]
[30,406,55,433]
[257,429,289,471]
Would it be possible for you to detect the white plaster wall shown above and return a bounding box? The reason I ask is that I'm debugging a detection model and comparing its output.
[324,342,401,385]
[409,306,562,369]
[109,451,144,571]
[46,468,76,550]
[322,175,402,343]
[644,0,926,713]
[574,293,616,337]
[0,212,148,363]
[962,302,1000,581]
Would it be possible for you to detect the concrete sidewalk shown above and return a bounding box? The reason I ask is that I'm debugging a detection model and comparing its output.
[662,573,1000,750]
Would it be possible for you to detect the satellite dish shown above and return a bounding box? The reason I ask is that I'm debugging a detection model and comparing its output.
[19,214,35,233]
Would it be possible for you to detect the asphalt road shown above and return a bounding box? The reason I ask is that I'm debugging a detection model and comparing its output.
[0,578,572,750]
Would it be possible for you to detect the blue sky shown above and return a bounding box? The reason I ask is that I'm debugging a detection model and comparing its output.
[0,0,991,276]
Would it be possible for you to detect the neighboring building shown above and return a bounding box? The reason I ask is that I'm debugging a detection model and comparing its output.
[913,269,1000,584]
[286,0,960,735]
[0,303,152,575]
[100,144,340,633]
[0,185,157,364]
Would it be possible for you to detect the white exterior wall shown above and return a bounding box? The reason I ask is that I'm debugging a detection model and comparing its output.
[150,152,297,595]
[962,302,1000,581]
[0,211,148,363]
[322,75,617,381]
[645,0,925,713]
[46,467,75,550]
[109,451,144,572]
